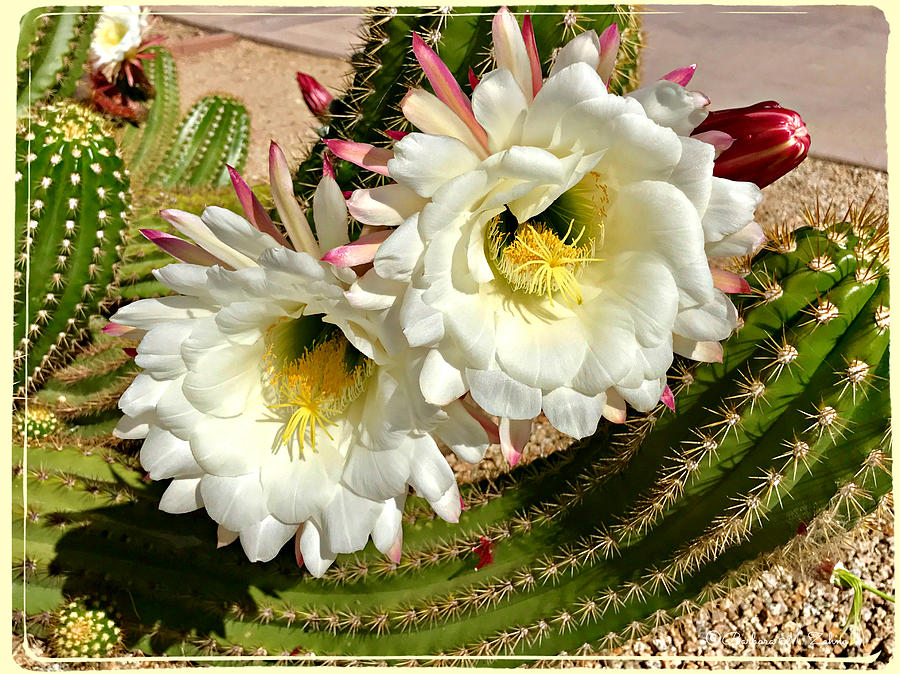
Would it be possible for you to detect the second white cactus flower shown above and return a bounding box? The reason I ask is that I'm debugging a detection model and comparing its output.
[107,143,493,576]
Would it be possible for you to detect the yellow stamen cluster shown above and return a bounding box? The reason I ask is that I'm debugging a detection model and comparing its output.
[95,19,129,50]
[264,331,373,455]
[490,220,601,308]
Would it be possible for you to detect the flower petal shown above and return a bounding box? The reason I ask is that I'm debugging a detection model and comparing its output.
[200,473,269,532]
[549,29,602,76]
[672,335,724,362]
[226,165,290,247]
[471,68,529,153]
[312,175,350,253]
[595,23,620,84]
[269,141,320,256]
[401,88,489,159]
[321,487,382,554]
[159,209,255,269]
[627,80,710,136]
[434,400,490,464]
[492,6,533,101]
[499,416,531,467]
[412,32,489,153]
[239,515,297,563]
[141,426,203,480]
[159,478,203,514]
[467,367,542,419]
[420,348,467,405]
[542,387,605,439]
[140,229,228,267]
[298,520,337,577]
[370,495,405,558]
[701,177,762,242]
[388,131,481,198]
[707,221,766,259]
[201,206,282,261]
[347,184,429,227]
[324,138,393,177]
[661,64,696,87]
[521,13,542,96]
[428,483,462,523]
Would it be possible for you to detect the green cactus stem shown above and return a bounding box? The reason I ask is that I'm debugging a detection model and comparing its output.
[118,47,180,182]
[146,95,250,189]
[14,102,130,395]
[16,7,99,118]
[12,208,889,660]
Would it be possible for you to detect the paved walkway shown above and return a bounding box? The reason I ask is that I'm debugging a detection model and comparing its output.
[155,5,887,170]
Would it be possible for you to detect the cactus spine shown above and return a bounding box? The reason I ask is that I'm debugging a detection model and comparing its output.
[13,215,889,659]
[14,102,130,395]
[16,7,99,117]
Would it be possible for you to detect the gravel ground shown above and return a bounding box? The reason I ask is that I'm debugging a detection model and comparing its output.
[13,16,893,670]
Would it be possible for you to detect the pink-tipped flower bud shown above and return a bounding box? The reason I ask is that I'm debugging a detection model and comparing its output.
[296,71,333,119]
[691,101,810,189]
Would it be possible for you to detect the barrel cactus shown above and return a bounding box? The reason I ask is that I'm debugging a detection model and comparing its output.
[146,94,251,189]
[49,600,122,658]
[14,101,130,394]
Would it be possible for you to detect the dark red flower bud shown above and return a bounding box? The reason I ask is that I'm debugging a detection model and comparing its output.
[692,101,810,188]
[296,71,334,120]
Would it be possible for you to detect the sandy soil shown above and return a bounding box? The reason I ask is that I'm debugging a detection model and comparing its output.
[154,17,352,183]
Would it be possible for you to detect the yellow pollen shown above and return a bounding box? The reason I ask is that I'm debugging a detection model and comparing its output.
[96,19,129,50]
[491,219,601,308]
[264,332,372,455]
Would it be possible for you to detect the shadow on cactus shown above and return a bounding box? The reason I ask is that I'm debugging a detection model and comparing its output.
[14,214,890,659]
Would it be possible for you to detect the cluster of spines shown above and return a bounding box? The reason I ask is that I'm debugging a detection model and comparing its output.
[49,600,122,657]
[16,7,99,117]
[14,405,60,440]
[29,317,141,443]
[14,102,130,395]
[147,95,250,189]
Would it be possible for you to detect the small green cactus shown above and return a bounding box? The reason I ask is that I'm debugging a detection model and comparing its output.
[147,95,251,189]
[14,101,130,395]
[50,599,122,657]
[14,405,60,440]
[16,6,99,118]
